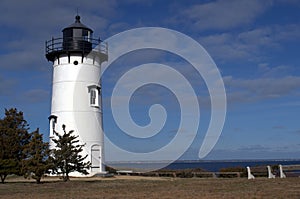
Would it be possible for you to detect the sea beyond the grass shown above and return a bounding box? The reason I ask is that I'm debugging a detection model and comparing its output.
[108,159,300,172]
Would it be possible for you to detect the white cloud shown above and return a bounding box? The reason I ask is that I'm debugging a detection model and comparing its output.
[272,125,286,129]
[108,22,132,36]
[0,0,116,30]
[198,24,300,62]
[0,0,116,73]
[224,75,300,104]
[173,0,273,31]
[258,64,293,77]
[0,49,45,71]
[0,75,17,96]
[22,89,50,103]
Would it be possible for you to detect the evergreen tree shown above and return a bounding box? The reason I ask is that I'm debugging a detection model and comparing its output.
[51,124,90,181]
[0,108,30,183]
[22,128,52,183]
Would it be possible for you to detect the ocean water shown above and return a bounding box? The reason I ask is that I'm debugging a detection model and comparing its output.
[108,160,300,172]
[165,160,300,172]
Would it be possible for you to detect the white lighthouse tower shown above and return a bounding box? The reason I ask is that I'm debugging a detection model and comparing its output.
[46,15,108,176]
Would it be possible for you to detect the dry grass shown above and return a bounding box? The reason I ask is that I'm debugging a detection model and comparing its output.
[1,176,300,198]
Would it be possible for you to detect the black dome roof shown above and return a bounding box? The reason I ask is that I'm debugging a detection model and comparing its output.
[62,15,93,33]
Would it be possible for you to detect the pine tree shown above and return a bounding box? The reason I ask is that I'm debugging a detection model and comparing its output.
[0,108,30,183]
[51,124,90,181]
[22,128,52,183]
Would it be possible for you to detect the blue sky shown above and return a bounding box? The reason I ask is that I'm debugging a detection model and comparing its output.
[0,0,300,161]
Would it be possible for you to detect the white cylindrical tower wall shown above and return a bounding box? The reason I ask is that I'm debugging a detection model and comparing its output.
[46,16,108,177]
[49,53,105,176]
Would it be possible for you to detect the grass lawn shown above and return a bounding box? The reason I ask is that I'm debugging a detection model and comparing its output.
[1,176,300,198]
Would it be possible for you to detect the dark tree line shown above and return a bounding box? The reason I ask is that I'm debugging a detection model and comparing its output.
[0,108,90,183]
[22,128,52,183]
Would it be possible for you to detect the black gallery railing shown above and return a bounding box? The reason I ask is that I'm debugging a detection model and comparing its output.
[46,37,108,55]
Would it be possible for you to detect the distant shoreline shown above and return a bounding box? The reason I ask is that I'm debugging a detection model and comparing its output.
[106,159,300,172]
[106,158,300,164]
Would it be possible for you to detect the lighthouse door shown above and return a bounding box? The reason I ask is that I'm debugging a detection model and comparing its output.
[91,145,101,172]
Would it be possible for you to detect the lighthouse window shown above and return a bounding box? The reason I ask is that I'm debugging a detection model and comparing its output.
[63,29,72,38]
[83,30,93,42]
[83,30,88,41]
[91,89,97,105]
[88,85,100,107]
[48,115,57,138]
[88,31,93,42]
[73,29,82,38]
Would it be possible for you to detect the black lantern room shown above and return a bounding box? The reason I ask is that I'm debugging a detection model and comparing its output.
[46,15,103,62]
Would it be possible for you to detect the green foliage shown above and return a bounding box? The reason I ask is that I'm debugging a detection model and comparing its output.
[0,108,30,183]
[0,159,18,183]
[51,124,91,181]
[22,128,52,183]
[219,167,246,173]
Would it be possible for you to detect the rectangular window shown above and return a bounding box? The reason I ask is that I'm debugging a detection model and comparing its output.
[73,29,82,39]
[48,115,57,138]
[90,89,97,105]
[63,29,73,38]
[88,85,100,107]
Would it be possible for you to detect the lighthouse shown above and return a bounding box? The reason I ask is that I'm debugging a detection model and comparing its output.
[46,15,108,176]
